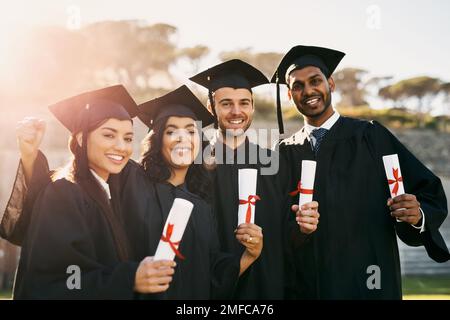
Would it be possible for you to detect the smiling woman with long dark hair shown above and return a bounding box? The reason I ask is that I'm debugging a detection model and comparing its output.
[118,85,264,299]
[13,85,175,299]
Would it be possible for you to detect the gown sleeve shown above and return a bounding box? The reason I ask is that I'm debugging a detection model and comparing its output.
[365,121,449,262]
[1,150,51,245]
[15,180,139,299]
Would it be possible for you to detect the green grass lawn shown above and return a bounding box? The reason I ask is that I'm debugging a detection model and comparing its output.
[0,290,12,300]
[402,275,450,298]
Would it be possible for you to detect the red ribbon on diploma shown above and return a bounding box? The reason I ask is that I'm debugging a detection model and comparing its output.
[289,181,314,197]
[161,223,185,260]
[239,195,260,223]
[387,168,403,197]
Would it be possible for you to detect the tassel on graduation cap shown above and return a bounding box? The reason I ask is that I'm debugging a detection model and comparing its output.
[79,103,91,180]
[147,120,153,134]
[275,72,284,135]
[207,76,219,129]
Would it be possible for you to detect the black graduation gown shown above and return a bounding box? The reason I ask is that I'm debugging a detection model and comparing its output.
[210,139,297,299]
[1,152,52,246]
[277,116,449,299]
[14,178,139,299]
[2,154,240,299]
[119,161,240,299]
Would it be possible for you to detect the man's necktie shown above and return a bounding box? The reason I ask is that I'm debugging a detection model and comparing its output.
[310,128,328,155]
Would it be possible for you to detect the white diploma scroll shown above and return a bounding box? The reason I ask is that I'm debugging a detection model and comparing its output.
[298,160,317,206]
[382,154,405,222]
[382,154,405,198]
[154,198,193,261]
[238,169,259,226]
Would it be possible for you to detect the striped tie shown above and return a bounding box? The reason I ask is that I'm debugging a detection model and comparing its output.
[311,128,328,155]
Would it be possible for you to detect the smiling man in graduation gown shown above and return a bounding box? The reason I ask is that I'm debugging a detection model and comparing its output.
[190,60,319,299]
[272,45,450,299]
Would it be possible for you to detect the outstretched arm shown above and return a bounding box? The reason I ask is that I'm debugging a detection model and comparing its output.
[1,118,50,245]
[16,117,46,183]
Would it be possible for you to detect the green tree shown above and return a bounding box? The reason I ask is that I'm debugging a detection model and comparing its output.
[82,21,179,92]
[379,84,404,108]
[178,45,210,74]
[379,76,442,126]
[333,68,368,107]
[440,82,450,114]
[4,20,188,108]
[219,48,283,78]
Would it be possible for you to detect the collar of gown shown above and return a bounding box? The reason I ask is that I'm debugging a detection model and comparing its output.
[304,108,340,134]
[301,109,340,142]
[90,169,111,199]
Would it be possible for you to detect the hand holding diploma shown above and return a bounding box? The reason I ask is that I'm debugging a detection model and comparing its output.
[134,257,176,294]
[290,161,320,235]
[235,223,263,258]
[235,169,264,274]
[387,194,422,226]
[235,223,263,276]
[383,154,422,226]
[292,202,320,235]
[238,169,259,225]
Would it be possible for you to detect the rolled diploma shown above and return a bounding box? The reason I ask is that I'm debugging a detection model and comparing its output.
[154,198,193,261]
[299,160,317,206]
[382,154,405,222]
[238,168,258,226]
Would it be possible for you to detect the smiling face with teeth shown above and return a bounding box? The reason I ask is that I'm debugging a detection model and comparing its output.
[80,118,134,181]
[287,66,335,127]
[162,116,200,169]
[211,87,254,138]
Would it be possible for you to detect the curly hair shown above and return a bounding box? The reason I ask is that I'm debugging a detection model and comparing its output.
[140,117,213,202]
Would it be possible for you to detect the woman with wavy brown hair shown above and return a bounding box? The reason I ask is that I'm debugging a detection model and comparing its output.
[13,85,175,299]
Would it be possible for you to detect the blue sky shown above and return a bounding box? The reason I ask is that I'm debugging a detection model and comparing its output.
[1,0,449,82]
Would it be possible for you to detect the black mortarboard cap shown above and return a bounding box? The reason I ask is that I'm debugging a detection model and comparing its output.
[270,45,345,134]
[49,84,139,133]
[138,85,214,130]
[190,59,269,92]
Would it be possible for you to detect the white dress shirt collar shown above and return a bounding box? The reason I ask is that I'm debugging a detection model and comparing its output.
[304,109,341,137]
[90,169,111,200]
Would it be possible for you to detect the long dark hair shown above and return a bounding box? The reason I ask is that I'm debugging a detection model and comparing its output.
[140,117,212,202]
[53,118,130,261]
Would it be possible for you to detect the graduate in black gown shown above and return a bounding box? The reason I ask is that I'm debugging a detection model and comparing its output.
[190,60,320,299]
[12,85,176,299]
[121,85,263,299]
[271,45,450,299]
